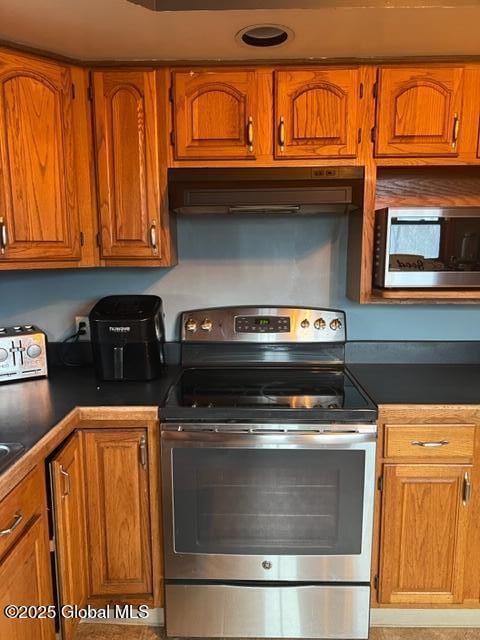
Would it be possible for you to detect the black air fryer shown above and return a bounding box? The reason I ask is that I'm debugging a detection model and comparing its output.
[89,295,165,381]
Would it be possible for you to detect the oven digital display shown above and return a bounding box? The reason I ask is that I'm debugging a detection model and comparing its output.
[235,316,290,333]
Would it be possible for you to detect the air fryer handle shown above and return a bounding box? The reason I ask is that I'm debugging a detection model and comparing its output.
[113,346,124,380]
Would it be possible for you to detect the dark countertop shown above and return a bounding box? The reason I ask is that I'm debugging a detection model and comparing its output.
[348,364,480,405]
[0,364,179,455]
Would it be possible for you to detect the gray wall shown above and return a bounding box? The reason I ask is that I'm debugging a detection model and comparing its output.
[1,215,480,341]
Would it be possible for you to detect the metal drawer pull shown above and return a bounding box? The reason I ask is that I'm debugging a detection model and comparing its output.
[463,472,471,505]
[0,511,23,537]
[0,216,8,254]
[247,116,254,152]
[278,117,286,151]
[139,436,148,469]
[452,112,460,148]
[411,439,449,448]
[149,221,157,250]
[60,465,70,496]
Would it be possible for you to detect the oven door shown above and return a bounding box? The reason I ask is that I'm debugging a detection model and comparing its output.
[161,425,376,583]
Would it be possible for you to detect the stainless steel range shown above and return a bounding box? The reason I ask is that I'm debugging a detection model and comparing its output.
[161,307,377,639]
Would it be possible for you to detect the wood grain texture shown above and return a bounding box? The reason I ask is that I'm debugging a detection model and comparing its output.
[275,68,360,159]
[0,474,55,640]
[173,68,261,160]
[379,464,470,605]
[375,66,464,157]
[51,432,89,640]
[93,70,173,263]
[83,429,153,598]
[384,425,475,460]
[0,48,81,264]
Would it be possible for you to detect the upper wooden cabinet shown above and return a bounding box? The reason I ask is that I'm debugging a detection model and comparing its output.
[275,69,361,159]
[0,50,82,264]
[93,69,175,264]
[375,66,465,157]
[173,69,260,160]
[379,463,471,605]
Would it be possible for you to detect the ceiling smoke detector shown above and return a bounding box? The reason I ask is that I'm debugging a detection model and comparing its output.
[236,25,294,48]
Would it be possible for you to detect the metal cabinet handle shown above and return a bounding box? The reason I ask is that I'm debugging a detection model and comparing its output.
[463,471,471,505]
[247,116,254,152]
[411,440,449,448]
[60,465,70,496]
[149,221,157,250]
[452,113,460,148]
[139,436,148,469]
[0,512,23,537]
[278,117,285,151]
[0,216,8,255]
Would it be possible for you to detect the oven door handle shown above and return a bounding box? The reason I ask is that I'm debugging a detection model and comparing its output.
[161,429,376,447]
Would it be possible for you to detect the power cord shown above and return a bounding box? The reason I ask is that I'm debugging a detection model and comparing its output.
[60,322,88,367]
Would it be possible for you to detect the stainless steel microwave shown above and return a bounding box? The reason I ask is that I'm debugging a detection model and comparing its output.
[374,207,480,289]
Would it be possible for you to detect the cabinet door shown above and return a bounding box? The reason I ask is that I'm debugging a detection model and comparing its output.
[51,432,88,640]
[0,50,81,262]
[173,69,260,160]
[379,464,471,604]
[83,430,152,596]
[375,67,464,156]
[275,69,360,159]
[0,516,55,640]
[93,70,162,260]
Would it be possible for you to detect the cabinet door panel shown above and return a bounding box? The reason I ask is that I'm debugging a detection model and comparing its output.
[0,516,55,640]
[51,432,88,640]
[275,69,360,158]
[173,70,259,159]
[93,70,161,260]
[379,464,470,604]
[0,51,80,262]
[84,430,152,596]
[375,67,464,156]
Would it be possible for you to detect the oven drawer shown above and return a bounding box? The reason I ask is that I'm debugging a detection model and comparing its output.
[384,424,475,460]
[165,583,370,639]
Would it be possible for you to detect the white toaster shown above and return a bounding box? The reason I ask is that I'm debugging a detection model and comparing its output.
[0,325,48,382]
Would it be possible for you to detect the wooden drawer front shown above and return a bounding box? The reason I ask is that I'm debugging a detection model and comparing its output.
[0,467,44,560]
[384,425,475,459]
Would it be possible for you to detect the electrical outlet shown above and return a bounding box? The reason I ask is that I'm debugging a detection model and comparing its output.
[75,316,91,342]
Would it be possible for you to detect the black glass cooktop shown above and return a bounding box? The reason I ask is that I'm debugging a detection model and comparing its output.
[162,367,377,423]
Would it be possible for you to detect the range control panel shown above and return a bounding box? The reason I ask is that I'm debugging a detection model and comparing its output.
[0,325,48,382]
[182,307,346,343]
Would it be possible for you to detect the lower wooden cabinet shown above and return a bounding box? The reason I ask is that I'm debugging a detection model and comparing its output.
[0,469,55,640]
[378,464,471,605]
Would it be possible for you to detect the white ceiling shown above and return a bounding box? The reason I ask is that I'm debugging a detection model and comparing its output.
[1,0,480,61]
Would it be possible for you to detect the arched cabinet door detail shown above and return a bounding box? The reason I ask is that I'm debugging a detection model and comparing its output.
[0,51,81,262]
[173,70,259,160]
[93,70,163,260]
[275,69,361,159]
[375,67,464,157]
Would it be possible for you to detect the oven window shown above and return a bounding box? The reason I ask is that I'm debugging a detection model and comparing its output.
[172,448,365,556]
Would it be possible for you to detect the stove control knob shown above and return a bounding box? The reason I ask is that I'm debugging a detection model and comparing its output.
[314,318,326,330]
[201,318,213,332]
[0,348,8,363]
[185,318,198,333]
[330,318,343,331]
[27,344,42,359]
[300,319,310,329]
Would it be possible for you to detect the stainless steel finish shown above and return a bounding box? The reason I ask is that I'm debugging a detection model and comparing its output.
[0,512,23,537]
[0,442,25,474]
[247,116,254,152]
[162,425,376,582]
[149,221,157,249]
[165,583,371,639]
[227,205,302,214]
[139,435,148,469]
[463,471,471,505]
[181,306,346,343]
[411,439,449,448]
[0,325,48,383]
[0,217,7,254]
[452,113,460,148]
[374,207,480,289]
[59,465,70,496]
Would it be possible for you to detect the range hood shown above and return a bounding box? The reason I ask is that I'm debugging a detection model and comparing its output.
[168,167,364,216]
